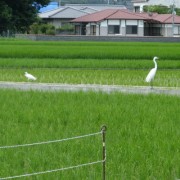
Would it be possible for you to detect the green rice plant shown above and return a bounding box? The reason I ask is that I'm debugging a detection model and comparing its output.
[0,58,179,69]
[0,40,180,60]
[0,68,179,87]
[0,90,179,179]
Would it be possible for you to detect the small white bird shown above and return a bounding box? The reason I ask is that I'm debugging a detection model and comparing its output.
[24,72,37,81]
[145,56,158,88]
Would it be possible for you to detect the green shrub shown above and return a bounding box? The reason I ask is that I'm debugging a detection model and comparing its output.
[46,29,55,35]
[29,23,39,34]
[30,23,55,35]
[39,24,48,34]
[58,24,74,32]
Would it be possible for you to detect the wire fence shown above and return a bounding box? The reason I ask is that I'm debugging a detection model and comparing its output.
[0,128,107,180]
[0,132,102,149]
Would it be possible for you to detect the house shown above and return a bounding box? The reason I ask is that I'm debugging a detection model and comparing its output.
[71,9,180,37]
[38,6,91,28]
[132,0,180,13]
[72,9,146,36]
[39,4,127,29]
[152,13,180,36]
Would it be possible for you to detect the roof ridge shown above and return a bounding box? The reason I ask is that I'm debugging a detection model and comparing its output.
[51,6,89,17]
[50,7,69,17]
[39,7,63,18]
[69,6,92,14]
[105,9,120,19]
[117,9,151,19]
[162,14,174,23]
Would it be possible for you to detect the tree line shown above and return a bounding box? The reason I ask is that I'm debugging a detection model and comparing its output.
[0,0,50,35]
[143,5,180,15]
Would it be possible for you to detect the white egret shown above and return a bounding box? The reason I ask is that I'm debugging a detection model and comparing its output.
[145,56,158,88]
[24,72,37,81]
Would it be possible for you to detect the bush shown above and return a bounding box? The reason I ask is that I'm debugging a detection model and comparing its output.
[39,24,48,34]
[46,29,55,35]
[30,23,39,34]
[57,24,74,32]
[45,24,55,35]
[30,23,55,35]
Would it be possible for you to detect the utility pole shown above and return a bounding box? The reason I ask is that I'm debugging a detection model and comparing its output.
[58,0,61,7]
[172,0,175,36]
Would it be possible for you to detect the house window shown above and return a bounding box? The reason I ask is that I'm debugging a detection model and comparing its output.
[75,25,80,35]
[134,6,140,12]
[126,25,138,34]
[174,26,180,35]
[108,25,120,34]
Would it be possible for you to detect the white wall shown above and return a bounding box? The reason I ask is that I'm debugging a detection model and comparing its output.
[165,24,173,37]
[98,19,144,36]
[52,19,62,28]
[100,20,108,36]
[174,25,180,35]
[126,20,138,25]
[108,20,120,25]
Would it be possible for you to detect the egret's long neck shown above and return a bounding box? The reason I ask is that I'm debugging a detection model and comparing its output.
[153,59,157,69]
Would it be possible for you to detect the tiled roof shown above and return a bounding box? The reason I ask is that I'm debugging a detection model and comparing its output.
[72,9,180,24]
[107,10,148,20]
[153,14,180,24]
[71,9,119,23]
[136,12,159,19]
[72,9,152,22]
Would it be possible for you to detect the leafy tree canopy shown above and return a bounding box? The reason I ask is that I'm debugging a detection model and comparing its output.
[143,5,180,16]
[0,0,50,34]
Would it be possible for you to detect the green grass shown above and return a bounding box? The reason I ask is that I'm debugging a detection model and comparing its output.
[0,90,180,179]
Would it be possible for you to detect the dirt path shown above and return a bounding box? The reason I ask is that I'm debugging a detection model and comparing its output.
[0,81,180,96]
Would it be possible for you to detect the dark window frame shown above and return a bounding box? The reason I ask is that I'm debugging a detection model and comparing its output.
[108,25,120,34]
[126,25,138,34]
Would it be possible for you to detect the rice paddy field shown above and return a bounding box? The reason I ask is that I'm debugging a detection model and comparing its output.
[0,39,180,87]
[0,38,180,179]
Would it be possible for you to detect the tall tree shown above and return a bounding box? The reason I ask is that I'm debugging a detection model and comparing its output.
[0,1,12,33]
[0,0,50,34]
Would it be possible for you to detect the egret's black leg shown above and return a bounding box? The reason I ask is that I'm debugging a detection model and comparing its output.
[150,81,153,89]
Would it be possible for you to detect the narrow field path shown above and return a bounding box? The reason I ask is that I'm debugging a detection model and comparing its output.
[0,81,180,96]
